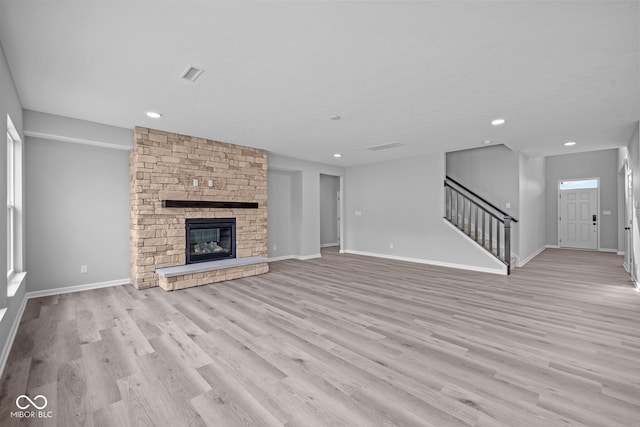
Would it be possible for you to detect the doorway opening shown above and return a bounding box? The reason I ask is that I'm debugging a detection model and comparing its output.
[558,178,599,250]
[320,174,341,251]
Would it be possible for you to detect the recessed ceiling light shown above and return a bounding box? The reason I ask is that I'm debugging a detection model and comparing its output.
[146,111,162,119]
[491,118,506,126]
[564,141,577,146]
[484,140,492,144]
[333,153,342,158]
[330,115,341,120]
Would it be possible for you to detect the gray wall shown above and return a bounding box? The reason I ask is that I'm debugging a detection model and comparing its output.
[518,154,546,263]
[0,41,27,374]
[446,144,520,219]
[267,169,296,258]
[25,138,130,291]
[344,153,505,272]
[268,154,344,258]
[320,174,340,246]
[545,149,619,250]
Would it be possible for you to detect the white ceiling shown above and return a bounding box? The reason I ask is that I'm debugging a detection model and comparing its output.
[0,1,638,166]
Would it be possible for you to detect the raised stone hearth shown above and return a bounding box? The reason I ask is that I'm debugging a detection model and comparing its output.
[130,127,268,290]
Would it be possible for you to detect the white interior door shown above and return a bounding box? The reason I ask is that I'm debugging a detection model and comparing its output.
[625,169,635,279]
[559,188,598,249]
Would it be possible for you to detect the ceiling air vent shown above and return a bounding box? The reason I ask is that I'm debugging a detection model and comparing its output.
[180,65,204,82]
[366,142,404,151]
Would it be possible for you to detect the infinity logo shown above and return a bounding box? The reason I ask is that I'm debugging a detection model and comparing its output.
[16,395,47,410]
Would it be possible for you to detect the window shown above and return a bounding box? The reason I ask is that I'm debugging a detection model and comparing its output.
[6,114,23,297]
[559,179,599,190]
[7,129,15,280]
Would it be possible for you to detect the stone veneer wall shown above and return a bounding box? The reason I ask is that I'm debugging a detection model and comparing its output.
[130,127,268,290]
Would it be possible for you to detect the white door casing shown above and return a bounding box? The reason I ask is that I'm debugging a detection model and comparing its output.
[559,187,598,250]
[336,190,341,245]
[625,166,635,280]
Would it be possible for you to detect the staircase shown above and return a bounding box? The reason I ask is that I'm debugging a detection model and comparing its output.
[444,176,517,274]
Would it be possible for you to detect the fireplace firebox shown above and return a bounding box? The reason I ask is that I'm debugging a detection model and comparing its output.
[185,218,236,264]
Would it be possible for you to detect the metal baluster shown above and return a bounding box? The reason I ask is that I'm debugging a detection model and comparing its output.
[452,192,456,225]
[482,210,486,247]
[445,187,450,220]
[454,193,459,226]
[489,217,493,253]
[504,216,512,274]
[451,190,455,224]
[467,201,472,236]
[461,196,466,231]
[497,221,501,258]
[474,204,479,242]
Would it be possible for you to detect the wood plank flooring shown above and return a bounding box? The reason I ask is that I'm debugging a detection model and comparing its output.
[1,247,640,426]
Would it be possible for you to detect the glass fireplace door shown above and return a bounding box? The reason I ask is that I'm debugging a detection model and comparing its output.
[185,218,236,264]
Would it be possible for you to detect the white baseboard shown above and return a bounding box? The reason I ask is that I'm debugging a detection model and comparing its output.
[26,278,129,299]
[320,243,339,248]
[0,293,28,380]
[296,253,322,260]
[547,244,620,254]
[342,250,507,275]
[517,246,546,267]
[617,251,625,256]
[268,255,296,262]
[598,248,618,253]
[268,254,322,262]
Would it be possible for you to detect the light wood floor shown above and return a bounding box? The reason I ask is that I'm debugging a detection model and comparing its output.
[1,248,640,426]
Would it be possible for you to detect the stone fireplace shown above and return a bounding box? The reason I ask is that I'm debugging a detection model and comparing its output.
[129,127,268,291]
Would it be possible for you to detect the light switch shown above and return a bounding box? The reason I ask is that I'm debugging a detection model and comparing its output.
[193,179,198,187]
[506,202,511,209]
[208,180,213,187]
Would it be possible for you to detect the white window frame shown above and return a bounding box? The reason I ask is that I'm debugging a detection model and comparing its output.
[6,114,25,299]
[559,178,599,190]
[7,130,15,281]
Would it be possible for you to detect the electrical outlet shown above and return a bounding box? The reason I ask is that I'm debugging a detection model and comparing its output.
[273,244,277,251]
[208,180,213,187]
[80,265,88,274]
[389,243,394,249]
[193,179,199,187]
